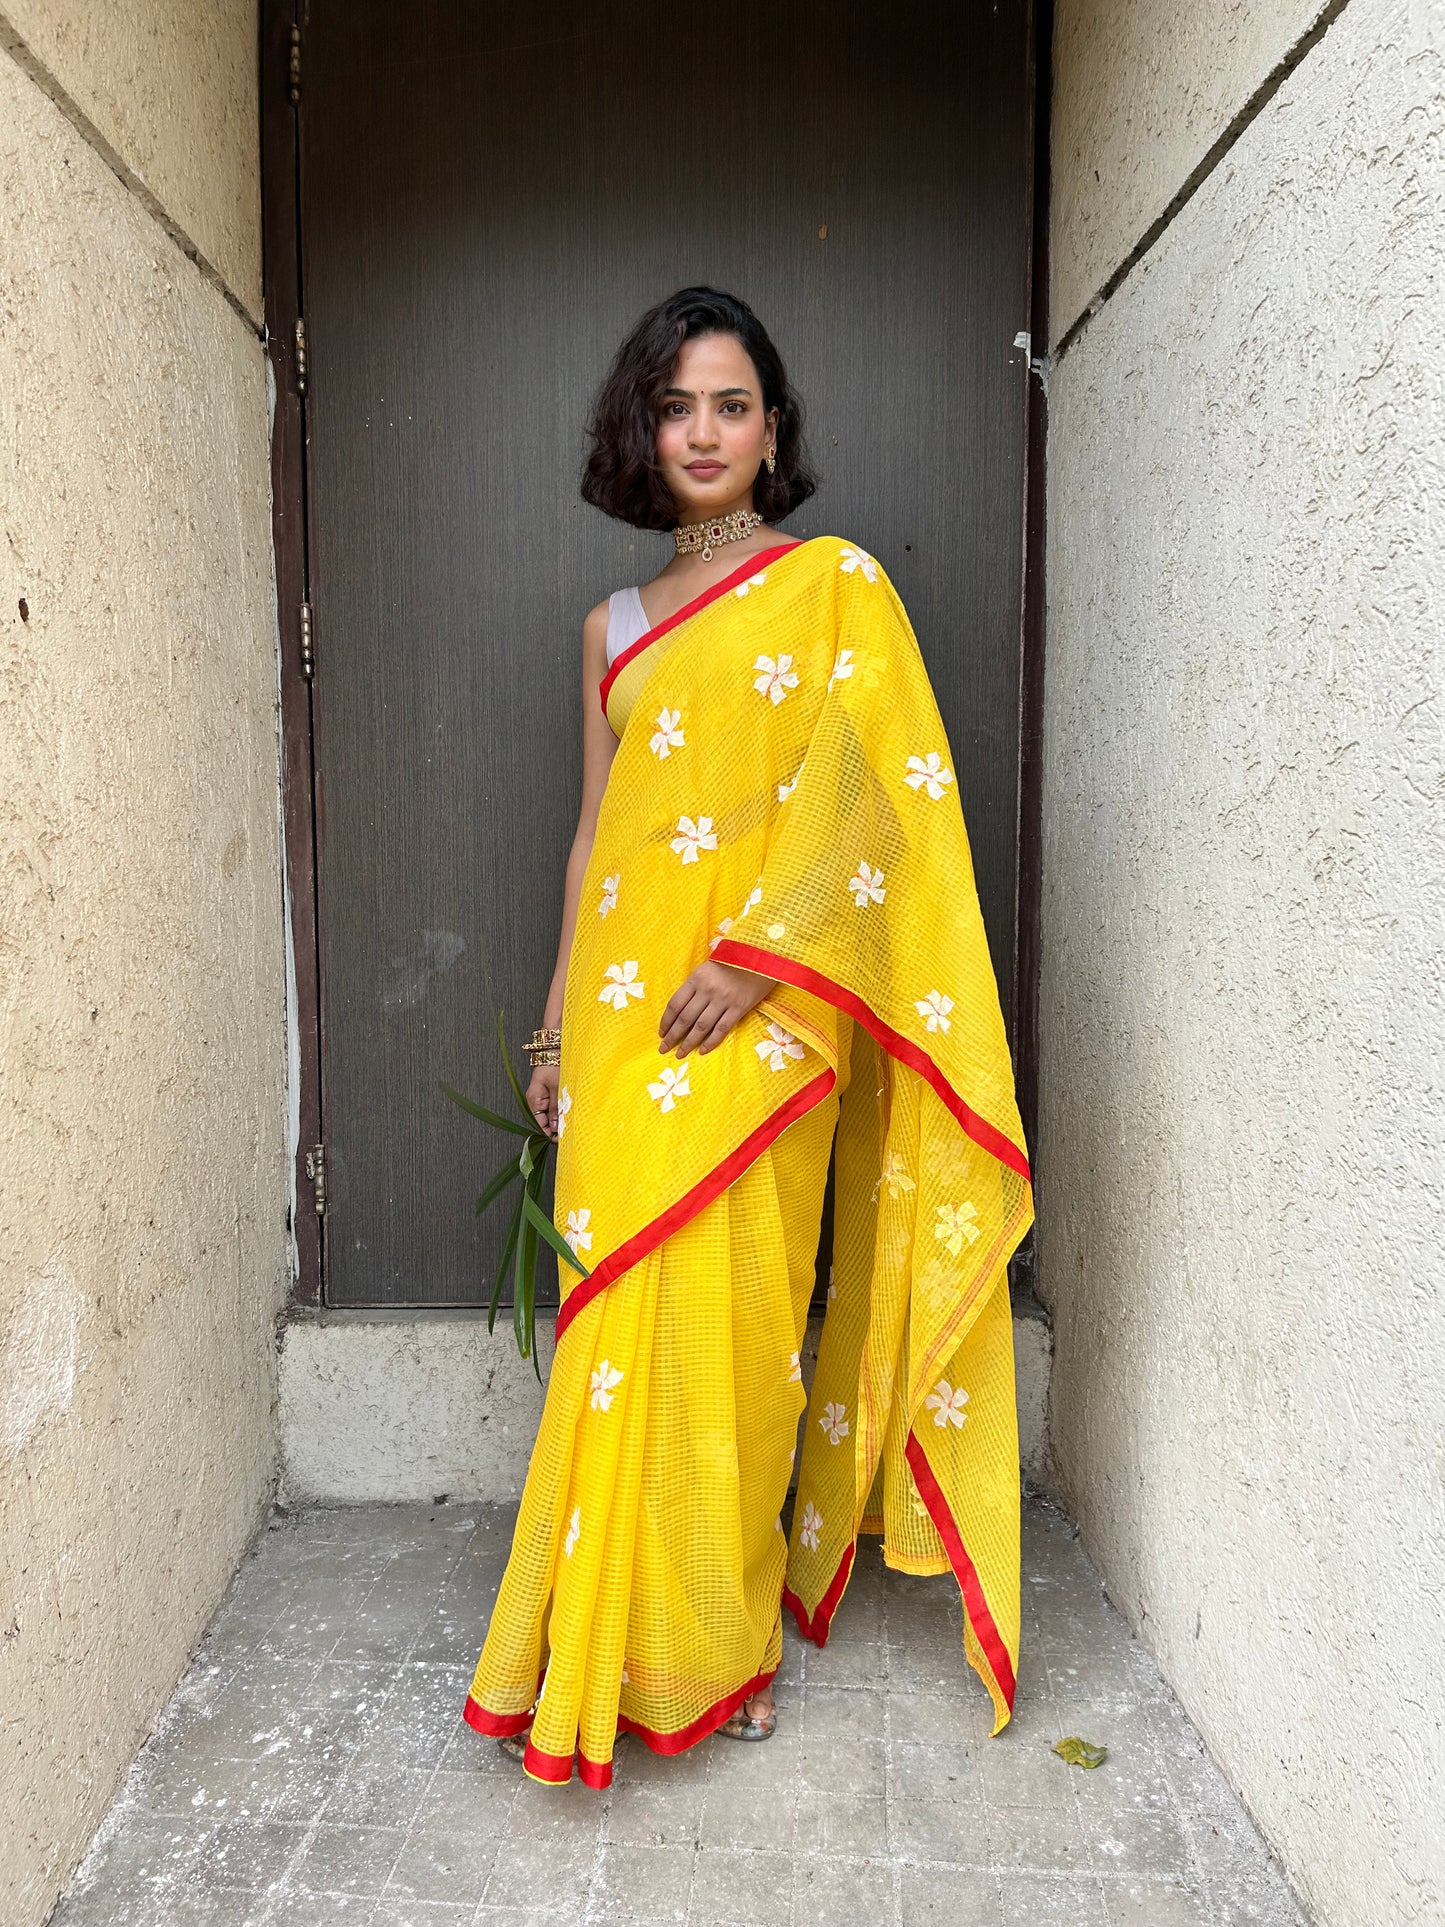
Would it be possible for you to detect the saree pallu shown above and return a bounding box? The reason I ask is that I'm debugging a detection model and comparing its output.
[464,535,1033,1784]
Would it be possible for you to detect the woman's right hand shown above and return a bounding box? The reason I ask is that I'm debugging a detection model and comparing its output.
[526,1062,561,1139]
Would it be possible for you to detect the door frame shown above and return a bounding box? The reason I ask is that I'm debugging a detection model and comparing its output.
[262,0,322,1305]
[259,0,1052,1312]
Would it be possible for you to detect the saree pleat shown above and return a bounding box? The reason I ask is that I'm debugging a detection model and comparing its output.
[465,535,1032,1778]
[467,1079,839,1783]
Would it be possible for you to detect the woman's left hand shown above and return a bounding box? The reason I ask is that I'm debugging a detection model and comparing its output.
[658,959,778,1058]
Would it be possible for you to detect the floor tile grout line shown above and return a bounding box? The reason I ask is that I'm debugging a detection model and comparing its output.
[51,1501,1310,1927]
[103,1833,1237,1907]
[1145,1695,1231,1927]
[1055,1549,1186,1927]
[878,1553,904,1927]
[265,1514,486,1923]
[239,1530,417,1927]
[677,1779,701,1927]
[578,1764,610,1926]
[691,1705,720,1925]
[371,1529,510,1922]
[789,1626,806,1924]
[1048,1621,1233,1927]
[983,1634,1072,1922]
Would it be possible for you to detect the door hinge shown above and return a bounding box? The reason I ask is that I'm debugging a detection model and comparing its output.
[305,1144,326,1216]
[294,316,308,396]
[299,600,315,680]
[289,24,301,103]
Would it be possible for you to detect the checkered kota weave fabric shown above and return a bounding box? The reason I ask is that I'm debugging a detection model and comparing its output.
[464,537,1032,1782]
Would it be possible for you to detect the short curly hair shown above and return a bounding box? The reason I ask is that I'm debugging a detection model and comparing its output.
[581,287,817,531]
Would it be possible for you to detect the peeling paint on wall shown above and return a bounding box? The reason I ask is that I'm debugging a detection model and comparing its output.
[0,1258,89,1455]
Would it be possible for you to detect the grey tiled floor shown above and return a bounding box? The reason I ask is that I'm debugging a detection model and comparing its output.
[52,1500,1308,1927]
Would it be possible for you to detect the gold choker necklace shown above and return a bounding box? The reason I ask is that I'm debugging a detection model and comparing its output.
[674,508,763,561]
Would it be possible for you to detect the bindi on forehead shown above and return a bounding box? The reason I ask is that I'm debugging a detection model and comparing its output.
[660,385,755,400]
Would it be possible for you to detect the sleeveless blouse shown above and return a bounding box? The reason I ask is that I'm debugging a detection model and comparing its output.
[605,586,650,667]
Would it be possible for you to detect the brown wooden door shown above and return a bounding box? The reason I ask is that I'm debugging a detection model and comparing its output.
[298,0,1034,1306]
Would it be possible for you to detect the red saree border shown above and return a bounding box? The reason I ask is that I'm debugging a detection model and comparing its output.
[554,1066,837,1343]
[904,1429,1017,1714]
[783,1542,855,1646]
[523,1736,604,1787]
[598,540,805,718]
[463,1694,531,1740]
[619,1664,776,1757]
[460,1702,604,1788]
[462,1666,779,1788]
[518,1739,571,1782]
[711,940,1032,1182]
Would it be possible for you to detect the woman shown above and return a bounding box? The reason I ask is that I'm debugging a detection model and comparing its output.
[462,287,1033,1787]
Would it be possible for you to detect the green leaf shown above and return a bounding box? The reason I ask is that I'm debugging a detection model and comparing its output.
[513,1214,537,1356]
[489,1192,524,1334]
[439,1080,530,1137]
[1053,1736,1108,1769]
[515,1158,551,1365]
[475,1155,524,1216]
[522,1204,542,1385]
[446,945,562,1370]
[513,1158,544,1358]
[475,948,531,1125]
[493,1007,535,1125]
[522,1185,590,1277]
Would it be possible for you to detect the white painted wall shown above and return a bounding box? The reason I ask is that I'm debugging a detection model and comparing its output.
[1050,0,1332,338]
[1040,2,1444,1923]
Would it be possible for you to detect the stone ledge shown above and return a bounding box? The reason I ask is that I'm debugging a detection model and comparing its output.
[278,1308,1051,1506]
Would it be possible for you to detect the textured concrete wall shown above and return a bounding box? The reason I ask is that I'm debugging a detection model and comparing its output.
[0,0,262,319]
[1050,0,1331,338]
[278,1313,1053,1504]
[279,1318,560,1507]
[1040,2,1444,1923]
[0,20,283,1925]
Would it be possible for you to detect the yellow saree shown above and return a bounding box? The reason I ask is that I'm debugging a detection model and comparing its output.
[463,535,1033,1785]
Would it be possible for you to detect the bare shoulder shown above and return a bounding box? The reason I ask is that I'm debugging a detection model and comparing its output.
[580,597,612,682]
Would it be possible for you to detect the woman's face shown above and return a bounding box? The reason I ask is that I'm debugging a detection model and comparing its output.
[655,332,780,525]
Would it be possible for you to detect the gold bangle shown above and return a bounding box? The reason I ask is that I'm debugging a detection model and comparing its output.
[524,1026,561,1067]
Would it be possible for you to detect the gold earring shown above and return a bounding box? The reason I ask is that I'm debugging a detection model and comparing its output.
[764,447,776,475]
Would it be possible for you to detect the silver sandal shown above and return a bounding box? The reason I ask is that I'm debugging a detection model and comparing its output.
[497,1729,529,1762]
[718,1696,777,1741]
